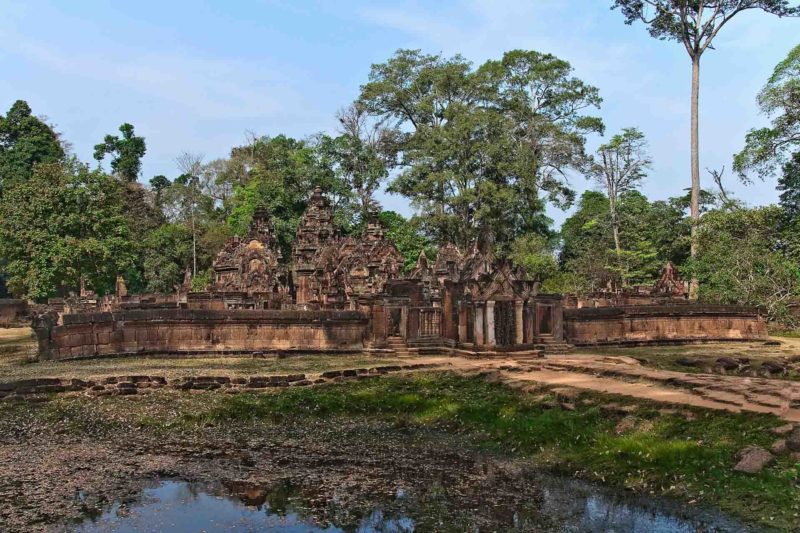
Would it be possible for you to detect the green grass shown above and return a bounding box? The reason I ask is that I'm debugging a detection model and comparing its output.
[171,372,799,528]
[4,372,799,529]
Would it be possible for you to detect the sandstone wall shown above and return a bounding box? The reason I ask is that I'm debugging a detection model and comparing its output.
[36,309,369,361]
[0,299,28,327]
[564,305,767,346]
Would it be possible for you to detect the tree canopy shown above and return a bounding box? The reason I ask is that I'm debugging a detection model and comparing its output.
[359,49,603,250]
[0,100,64,194]
[93,123,147,182]
[0,160,134,299]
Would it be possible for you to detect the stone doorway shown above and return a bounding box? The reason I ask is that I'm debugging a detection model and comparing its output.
[494,301,516,346]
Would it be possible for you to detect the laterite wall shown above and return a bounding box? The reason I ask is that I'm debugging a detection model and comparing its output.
[563,305,767,346]
[0,299,27,327]
[35,309,370,360]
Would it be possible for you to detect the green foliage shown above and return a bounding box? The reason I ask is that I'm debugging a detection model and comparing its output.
[735,43,800,181]
[0,100,64,194]
[778,151,800,259]
[560,190,688,291]
[508,234,559,283]
[378,211,433,271]
[142,223,193,293]
[180,373,797,530]
[613,1,797,51]
[226,135,352,258]
[315,104,400,225]
[360,49,602,249]
[93,123,146,182]
[689,205,800,324]
[191,268,212,292]
[0,160,135,298]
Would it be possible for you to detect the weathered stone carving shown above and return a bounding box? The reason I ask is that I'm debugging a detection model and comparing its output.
[291,193,404,307]
[209,207,290,300]
[652,261,688,297]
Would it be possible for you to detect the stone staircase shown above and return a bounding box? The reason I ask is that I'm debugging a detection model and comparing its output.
[534,337,574,355]
[386,335,571,358]
[386,336,415,357]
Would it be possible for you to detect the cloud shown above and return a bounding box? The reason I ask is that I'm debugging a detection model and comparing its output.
[1,31,308,121]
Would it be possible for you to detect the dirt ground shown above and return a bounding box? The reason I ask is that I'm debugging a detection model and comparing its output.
[0,402,547,532]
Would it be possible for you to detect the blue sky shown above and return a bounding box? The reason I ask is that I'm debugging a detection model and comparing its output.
[2,0,798,225]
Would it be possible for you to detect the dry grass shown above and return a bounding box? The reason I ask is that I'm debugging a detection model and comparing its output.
[0,327,404,382]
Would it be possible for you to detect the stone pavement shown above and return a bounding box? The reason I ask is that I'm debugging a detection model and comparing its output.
[427,354,800,422]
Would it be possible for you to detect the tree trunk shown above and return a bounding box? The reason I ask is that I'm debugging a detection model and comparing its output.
[689,55,701,300]
[609,190,621,256]
[191,207,197,277]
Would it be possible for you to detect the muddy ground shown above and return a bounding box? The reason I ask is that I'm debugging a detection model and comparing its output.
[0,401,547,532]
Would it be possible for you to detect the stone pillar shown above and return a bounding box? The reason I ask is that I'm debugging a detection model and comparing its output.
[458,304,468,344]
[514,299,524,345]
[474,304,484,345]
[400,307,408,339]
[485,300,496,346]
[524,301,535,343]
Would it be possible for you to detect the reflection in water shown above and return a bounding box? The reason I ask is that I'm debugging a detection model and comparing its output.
[72,475,754,533]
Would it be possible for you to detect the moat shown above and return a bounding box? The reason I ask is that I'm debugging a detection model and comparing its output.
[73,475,753,533]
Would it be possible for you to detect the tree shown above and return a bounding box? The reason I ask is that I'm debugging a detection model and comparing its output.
[559,191,616,291]
[359,49,603,250]
[93,123,146,182]
[587,127,651,254]
[559,190,690,291]
[377,211,433,271]
[735,43,800,180]
[508,234,559,283]
[0,160,134,299]
[226,135,350,258]
[690,205,800,324]
[612,0,799,282]
[141,223,193,293]
[776,151,800,258]
[317,103,400,224]
[0,99,64,194]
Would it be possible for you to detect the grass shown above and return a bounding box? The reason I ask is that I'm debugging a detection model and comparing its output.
[0,327,405,382]
[13,371,798,530]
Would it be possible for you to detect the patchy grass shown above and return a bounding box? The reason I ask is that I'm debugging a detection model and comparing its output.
[0,327,405,383]
[15,372,798,529]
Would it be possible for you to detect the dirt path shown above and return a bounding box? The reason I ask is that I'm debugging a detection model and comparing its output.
[418,354,800,422]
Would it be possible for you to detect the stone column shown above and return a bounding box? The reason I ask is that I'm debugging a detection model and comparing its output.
[514,299,524,345]
[474,303,484,345]
[458,304,468,344]
[524,300,535,343]
[485,300,496,346]
[400,307,408,339]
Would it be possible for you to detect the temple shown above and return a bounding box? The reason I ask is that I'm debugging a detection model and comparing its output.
[32,188,767,361]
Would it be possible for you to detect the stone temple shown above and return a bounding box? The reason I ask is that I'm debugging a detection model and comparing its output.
[31,188,767,361]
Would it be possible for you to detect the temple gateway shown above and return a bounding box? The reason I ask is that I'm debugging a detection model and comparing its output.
[32,188,767,361]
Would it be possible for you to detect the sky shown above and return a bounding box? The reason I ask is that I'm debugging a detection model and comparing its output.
[1,0,798,226]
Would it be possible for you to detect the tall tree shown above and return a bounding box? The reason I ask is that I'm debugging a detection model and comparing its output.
[587,127,651,254]
[612,0,799,292]
[317,103,400,225]
[359,49,603,250]
[0,99,64,194]
[93,123,146,182]
[0,160,134,299]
